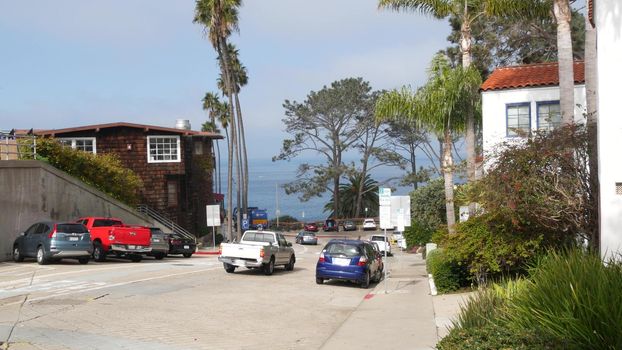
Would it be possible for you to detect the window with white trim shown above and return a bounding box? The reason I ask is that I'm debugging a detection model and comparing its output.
[506,103,531,137]
[537,101,561,131]
[147,135,181,163]
[58,137,96,154]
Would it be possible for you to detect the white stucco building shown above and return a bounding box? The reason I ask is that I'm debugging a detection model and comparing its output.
[594,0,622,260]
[481,61,586,161]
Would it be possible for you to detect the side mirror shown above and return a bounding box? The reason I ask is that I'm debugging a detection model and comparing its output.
[287,242,292,247]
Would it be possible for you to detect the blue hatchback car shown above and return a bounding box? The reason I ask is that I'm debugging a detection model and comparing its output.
[316,239,382,288]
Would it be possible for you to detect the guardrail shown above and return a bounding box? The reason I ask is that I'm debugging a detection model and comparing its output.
[136,204,196,242]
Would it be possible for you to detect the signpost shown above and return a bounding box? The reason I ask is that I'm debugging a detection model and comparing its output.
[206,205,221,247]
[378,187,391,293]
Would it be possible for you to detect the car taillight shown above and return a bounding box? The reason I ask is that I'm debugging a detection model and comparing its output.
[357,256,367,266]
[48,228,57,238]
[319,252,325,263]
[260,248,265,258]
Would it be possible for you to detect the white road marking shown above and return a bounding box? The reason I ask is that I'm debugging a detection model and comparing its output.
[0,266,221,307]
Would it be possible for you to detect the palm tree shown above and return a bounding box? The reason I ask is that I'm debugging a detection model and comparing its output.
[378,0,482,190]
[376,54,481,234]
[324,173,379,219]
[194,0,243,241]
[218,43,249,213]
[202,92,229,195]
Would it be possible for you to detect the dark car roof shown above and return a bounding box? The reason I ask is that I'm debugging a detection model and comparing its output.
[326,239,365,246]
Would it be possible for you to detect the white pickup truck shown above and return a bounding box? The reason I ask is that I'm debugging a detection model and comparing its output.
[218,230,296,275]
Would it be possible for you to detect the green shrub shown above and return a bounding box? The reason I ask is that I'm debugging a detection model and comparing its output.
[426,249,467,293]
[506,250,622,350]
[403,219,433,247]
[410,178,448,232]
[444,213,542,283]
[37,138,143,206]
[453,279,526,330]
[437,322,562,350]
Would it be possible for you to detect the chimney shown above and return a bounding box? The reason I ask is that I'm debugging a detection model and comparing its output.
[175,119,191,130]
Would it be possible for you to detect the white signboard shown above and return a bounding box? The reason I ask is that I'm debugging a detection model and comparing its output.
[206,205,221,227]
[379,187,392,206]
[390,196,411,229]
[397,209,405,232]
[379,206,392,229]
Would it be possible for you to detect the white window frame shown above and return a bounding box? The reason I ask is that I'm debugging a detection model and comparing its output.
[147,135,181,163]
[58,137,97,154]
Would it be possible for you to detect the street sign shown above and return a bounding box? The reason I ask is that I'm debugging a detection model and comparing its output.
[390,196,411,229]
[242,219,249,230]
[379,187,392,206]
[206,205,221,227]
[379,206,392,229]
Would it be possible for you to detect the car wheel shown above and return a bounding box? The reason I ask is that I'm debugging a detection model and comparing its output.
[224,263,236,273]
[360,271,370,289]
[13,246,24,262]
[130,255,142,263]
[78,257,89,265]
[93,242,107,262]
[36,246,48,265]
[316,277,324,285]
[263,258,275,276]
[285,255,295,271]
[154,252,165,260]
[182,253,193,258]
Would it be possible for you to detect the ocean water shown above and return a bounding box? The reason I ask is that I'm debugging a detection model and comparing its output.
[215,158,414,222]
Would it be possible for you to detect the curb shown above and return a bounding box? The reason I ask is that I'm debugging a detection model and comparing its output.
[195,250,220,255]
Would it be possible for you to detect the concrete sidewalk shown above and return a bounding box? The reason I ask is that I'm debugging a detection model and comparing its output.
[321,252,470,350]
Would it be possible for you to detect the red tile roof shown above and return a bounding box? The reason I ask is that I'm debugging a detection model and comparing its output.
[35,122,223,139]
[481,61,585,92]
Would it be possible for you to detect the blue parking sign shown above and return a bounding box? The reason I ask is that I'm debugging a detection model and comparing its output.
[242,219,249,230]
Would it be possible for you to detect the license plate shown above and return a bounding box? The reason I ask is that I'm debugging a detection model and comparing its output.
[69,237,79,241]
[128,245,136,250]
[332,258,351,266]
[153,239,160,242]
[184,245,190,249]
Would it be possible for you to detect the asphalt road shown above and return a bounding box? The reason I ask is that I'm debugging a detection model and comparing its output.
[0,235,394,349]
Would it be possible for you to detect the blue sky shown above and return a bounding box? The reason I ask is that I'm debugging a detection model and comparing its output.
[0,0,450,161]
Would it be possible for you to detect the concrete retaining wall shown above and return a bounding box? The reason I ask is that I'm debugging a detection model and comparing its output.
[0,160,152,261]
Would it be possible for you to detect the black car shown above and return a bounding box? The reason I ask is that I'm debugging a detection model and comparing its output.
[341,220,356,231]
[168,234,196,258]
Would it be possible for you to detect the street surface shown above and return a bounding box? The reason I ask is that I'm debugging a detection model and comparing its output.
[0,233,402,349]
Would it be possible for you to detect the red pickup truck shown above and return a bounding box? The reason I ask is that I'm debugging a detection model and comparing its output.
[77,217,151,262]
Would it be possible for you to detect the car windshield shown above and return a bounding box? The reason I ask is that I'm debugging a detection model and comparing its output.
[371,236,386,242]
[325,243,361,258]
[364,219,374,223]
[55,224,88,233]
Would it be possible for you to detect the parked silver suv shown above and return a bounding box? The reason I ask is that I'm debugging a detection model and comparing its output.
[13,222,93,265]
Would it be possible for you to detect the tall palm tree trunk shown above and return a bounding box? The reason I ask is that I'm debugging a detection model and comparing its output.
[234,92,249,212]
[553,0,575,124]
[585,14,599,250]
[442,130,456,234]
[461,11,478,216]
[216,36,239,241]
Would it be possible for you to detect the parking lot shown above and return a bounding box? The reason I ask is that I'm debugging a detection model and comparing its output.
[0,234,398,349]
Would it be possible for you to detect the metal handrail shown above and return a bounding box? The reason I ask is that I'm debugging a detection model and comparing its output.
[137,204,195,241]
